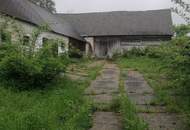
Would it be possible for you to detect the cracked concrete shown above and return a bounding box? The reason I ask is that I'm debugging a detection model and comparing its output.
[125,70,185,130]
[86,63,122,130]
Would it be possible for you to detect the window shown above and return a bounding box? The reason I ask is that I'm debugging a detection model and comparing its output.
[42,37,49,47]
[23,36,30,46]
[60,42,65,50]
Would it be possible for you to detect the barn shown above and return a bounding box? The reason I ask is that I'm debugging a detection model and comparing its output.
[0,0,173,58]
[58,9,173,58]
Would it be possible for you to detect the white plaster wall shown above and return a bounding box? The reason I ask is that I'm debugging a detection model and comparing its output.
[187,33,190,37]
[35,32,69,54]
[0,14,69,54]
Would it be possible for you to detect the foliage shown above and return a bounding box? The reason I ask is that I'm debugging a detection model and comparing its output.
[174,24,190,37]
[0,16,13,44]
[118,79,148,130]
[122,36,190,95]
[0,21,68,90]
[172,0,190,23]
[119,95,148,130]
[122,47,146,58]
[117,36,190,128]
[167,36,190,94]
[0,44,19,61]
[29,0,56,13]
[0,44,65,90]
[0,78,92,130]
[0,15,97,130]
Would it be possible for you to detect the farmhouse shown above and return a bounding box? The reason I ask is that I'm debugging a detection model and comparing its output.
[0,0,173,58]
[0,0,85,54]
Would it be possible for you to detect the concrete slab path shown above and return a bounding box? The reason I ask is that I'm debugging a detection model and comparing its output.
[86,63,122,130]
[125,70,185,130]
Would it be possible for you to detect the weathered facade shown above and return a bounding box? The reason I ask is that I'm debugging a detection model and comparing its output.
[0,0,173,58]
[58,10,173,58]
[92,35,171,58]
[0,0,85,54]
[0,14,70,54]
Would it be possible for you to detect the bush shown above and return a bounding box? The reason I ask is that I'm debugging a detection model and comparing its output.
[0,44,66,90]
[169,37,190,93]
[0,44,19,61]
[123,47,146,58]
[174,24,190,37]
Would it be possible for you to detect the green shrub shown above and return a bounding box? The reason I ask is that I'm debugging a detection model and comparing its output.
[123,47,146,58]
[0,44,19,61]
[174,24,190,37]
[0,44,66,90]
[169,37,190,93]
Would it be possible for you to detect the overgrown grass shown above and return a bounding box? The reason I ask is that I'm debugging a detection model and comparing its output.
[117,57,180,111]
[0,60,103,130]
[0,78,91,130]
[118,72,148,130]
[116,56,190,127]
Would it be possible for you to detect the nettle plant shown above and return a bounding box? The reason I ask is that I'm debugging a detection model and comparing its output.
[0,16,68,90]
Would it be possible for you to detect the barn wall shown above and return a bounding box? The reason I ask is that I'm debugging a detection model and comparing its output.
[94,37,121,58]
[92,35,171,58]
[0,14,69,54]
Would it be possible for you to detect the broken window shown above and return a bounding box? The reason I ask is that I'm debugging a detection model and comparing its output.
[23,35,30,46]
[60,42,65,50]
[42,37,49,47]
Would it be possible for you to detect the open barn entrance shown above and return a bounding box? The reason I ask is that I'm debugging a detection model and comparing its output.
[94,37,120,58]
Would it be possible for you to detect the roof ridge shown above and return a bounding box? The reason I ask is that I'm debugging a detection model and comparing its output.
[56,8,171,15]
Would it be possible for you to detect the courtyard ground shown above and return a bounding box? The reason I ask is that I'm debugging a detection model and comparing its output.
[83,60,187,130]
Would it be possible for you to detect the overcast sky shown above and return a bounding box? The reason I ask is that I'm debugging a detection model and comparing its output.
[54,0,186,25]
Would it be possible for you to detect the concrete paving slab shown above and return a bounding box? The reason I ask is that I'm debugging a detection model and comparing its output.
[138,113,185,130]
[90,112,122,130]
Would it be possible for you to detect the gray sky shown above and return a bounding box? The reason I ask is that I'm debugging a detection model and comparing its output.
[54,0,186,25]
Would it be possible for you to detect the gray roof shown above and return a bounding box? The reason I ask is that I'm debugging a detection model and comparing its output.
[0,0,84,41]
[57,9,173,37]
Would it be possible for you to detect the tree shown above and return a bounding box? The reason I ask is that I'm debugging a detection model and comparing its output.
[171,0,190,24]
[29,0,56,13]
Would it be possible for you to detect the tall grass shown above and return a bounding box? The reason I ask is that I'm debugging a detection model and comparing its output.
[0,78,92,130]
[118,76,148,130]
